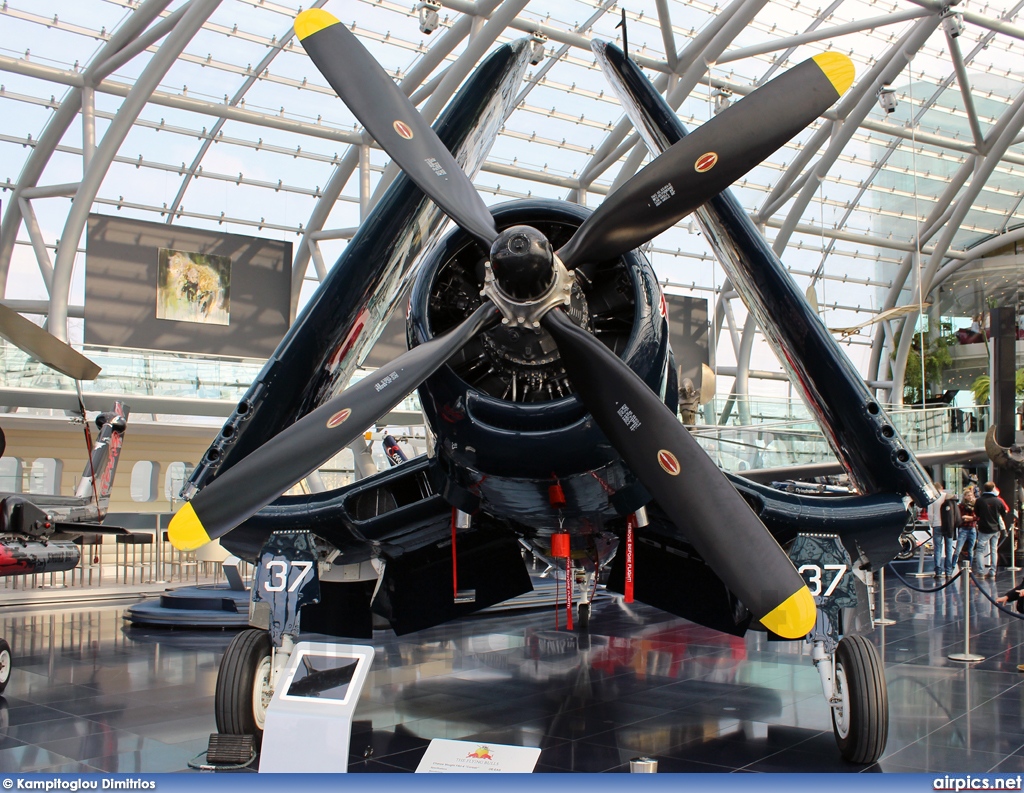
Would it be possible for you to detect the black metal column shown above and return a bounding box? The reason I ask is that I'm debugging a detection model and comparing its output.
[991,306,1017,510]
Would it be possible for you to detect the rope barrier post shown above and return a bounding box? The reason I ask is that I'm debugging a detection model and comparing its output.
[907,532,932,578]
[949,560,984,663]
[1008,527,1021,573]
[874,566,895,626]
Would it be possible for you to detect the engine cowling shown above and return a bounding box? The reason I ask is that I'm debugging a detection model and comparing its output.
[408,199,675,530]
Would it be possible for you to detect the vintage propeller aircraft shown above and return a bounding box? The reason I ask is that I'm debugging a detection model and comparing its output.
[166,8,936,764]
[0,304,130,578]
[0,309,130,694]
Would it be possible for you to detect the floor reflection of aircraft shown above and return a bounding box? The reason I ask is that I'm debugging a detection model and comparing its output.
[381,620,781,768]
[162,9,936,764]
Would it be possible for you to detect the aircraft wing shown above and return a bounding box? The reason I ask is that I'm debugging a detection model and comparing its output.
[829,303,931,338]
[592,41,936,508]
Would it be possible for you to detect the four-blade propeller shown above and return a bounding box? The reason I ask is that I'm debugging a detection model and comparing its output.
[169,7,855,638]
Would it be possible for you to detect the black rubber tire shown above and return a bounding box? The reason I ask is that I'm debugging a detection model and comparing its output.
[831,635,888,764]
[0,637,10,694]
[577,602,590,631]
[215,629,272,747]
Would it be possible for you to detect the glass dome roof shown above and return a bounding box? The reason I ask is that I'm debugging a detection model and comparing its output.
[3,0,1024,405]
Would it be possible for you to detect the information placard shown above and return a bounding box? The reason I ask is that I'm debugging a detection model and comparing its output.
[415,738,541,773]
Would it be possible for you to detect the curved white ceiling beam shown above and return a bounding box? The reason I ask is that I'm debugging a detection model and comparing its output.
[0,0,174,298]
[889,86,1024,404]
[866,1,1024,389]
[287,4,487,316]
[607,0,770,193]
[164,0,331,226]
[47,0,221,342]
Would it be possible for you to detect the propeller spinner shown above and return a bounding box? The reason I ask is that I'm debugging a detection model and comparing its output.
[169,8,856,638]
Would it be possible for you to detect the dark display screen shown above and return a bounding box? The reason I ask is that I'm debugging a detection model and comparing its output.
[285,655,359,701]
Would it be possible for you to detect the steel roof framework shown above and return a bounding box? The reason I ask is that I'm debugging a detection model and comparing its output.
[3,0,1024,409]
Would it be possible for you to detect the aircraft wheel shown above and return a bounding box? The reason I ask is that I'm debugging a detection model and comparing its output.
[0,637,10,693]
[831,635,888,764]
[215,629,273,747]
[577,603,590,630]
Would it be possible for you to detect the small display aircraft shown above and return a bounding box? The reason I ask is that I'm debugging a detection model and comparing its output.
[167,9,935,764]
[0,305,129,694]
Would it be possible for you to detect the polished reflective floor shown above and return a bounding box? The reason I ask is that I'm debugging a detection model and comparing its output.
[2,565,1024,773]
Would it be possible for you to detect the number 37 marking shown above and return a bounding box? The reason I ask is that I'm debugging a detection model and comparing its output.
[797,563,847,597]
[263,560,314,592]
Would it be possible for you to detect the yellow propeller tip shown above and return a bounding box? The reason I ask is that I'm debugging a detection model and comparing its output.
[812,52,855,96]
[759,585,817,639]
[167,501,211,552]
[295,8,340,40]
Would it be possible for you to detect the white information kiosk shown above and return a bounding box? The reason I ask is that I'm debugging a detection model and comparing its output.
[258,642,375,773]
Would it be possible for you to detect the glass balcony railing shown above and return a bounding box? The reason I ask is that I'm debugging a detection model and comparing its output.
[0,338,425,414]
[0,338,985,475]
[0,339,262,402]
[692,398,988,474]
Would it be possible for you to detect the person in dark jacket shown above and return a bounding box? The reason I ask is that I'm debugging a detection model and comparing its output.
[935,483,961,577]
[954,495,978,570]
[974,481,1010,578]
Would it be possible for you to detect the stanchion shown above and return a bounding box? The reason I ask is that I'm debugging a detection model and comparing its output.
[1008,529,1021,573]
[949,561,984,663]
[874,566,895,626]
[907,535,932,578]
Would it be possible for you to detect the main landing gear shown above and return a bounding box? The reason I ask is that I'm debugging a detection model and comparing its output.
[830,635,888,763]
[215,629,274,747]
[793,533,888,765]
[215,531,318,749]
[812,634,888,764]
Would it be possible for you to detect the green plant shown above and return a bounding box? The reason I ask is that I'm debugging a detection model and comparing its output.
[970,370,1024,405]
[973,374,990,405]
[901,336,953,404]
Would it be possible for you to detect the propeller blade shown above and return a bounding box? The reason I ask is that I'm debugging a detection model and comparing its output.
[295,9,498,249]
[0,304,100,381]
[557,52,854,269]
[542,309,815,638]
[699,363,716,407]
[169,302,500,551]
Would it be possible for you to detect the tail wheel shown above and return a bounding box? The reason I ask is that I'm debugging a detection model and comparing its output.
[0,638,10,693]
[215,629,273,747]
[831,634,888,764]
